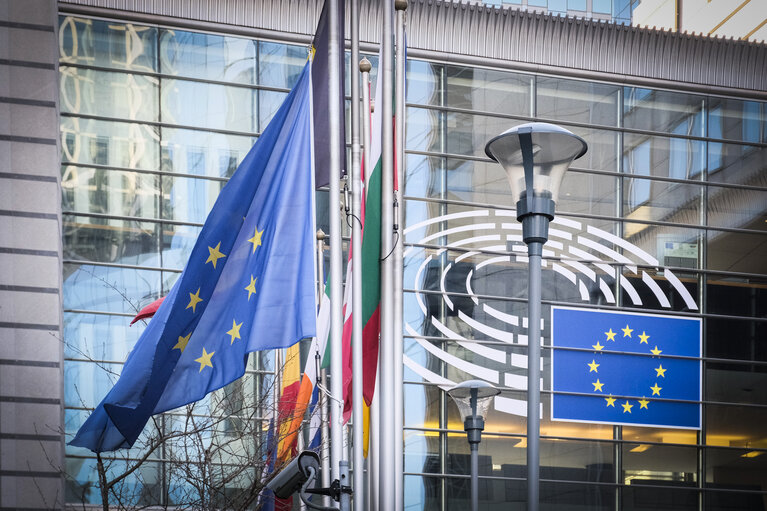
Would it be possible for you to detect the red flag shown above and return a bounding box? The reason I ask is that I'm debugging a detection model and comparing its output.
[129,296,165,325]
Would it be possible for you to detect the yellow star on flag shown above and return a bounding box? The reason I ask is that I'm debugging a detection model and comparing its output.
[638,398,649,409]
[248,227,264,253]
[622,401,633,413]
[187,288,203,313]
[245,275,257,300]
[588,359,600,373]
[195,347,215,372]
[622,324,633,337]
[651,346,662,356]
[638,331,650,344]
[655,364,667,378]
[592,341,604,351]
[605,328,616,341]
[173,332,191,352]
[227,319,243,345]
[650,383,662,396]
[592,379,604,392]
[206,242,226,268]
[605,395,616,407]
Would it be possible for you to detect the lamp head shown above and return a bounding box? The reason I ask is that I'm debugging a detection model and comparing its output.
[447,380,501,422]
[485,122,587,206]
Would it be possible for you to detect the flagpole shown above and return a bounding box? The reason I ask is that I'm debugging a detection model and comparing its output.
[326,0,346,501]
[315,230,332,508]
[349,0,366,508]
[379,0,396,509]
[359,60,377,511]
[393,2,407,509]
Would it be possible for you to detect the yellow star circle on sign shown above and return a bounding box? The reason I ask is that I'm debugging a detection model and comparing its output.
[650,383,662,396]
[206,242,227,268]
[638,398,649,409]
[187,288,203,313]
[638,331,650,344]
[248,227,264,253]
[622,324,633,337]
[195,347,215,372]
[592,341,604,351]
[227,319,243,345]
[651,346,662,356]
[588,359,600,373]
[173,332,191,352]
[605,395,616,407]
[655,364,667,378]
[605,328,616,342]
[245,275,258,300]
[592,379,604,392]
[622,401,633,413]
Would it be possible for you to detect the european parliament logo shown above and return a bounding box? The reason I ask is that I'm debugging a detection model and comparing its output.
[551,307,701,429]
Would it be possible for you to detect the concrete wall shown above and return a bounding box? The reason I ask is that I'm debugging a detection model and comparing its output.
[0,0,65,509]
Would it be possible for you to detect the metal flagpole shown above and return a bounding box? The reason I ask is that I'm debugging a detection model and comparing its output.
[316,231,332,508]
[350,0,365,509]
[326,0,346,506]
[359,60,376,511]
[379,0,396,509]
[393,2,407,509]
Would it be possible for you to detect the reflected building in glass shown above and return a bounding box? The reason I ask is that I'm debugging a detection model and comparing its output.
[1,0,766,509]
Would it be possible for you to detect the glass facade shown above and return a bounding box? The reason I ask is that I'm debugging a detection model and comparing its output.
[59,14,767,510]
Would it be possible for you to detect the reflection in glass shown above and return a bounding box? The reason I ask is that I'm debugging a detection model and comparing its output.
[66,456,162,506]
[59,17,157,72]
[445,112,520,158]
[537,76,619,126]
[404,383,441,429]
[707,228,767,274]
[161,128,254,178]
[161,175,224,224]
[63,262,162,314]
[446,65,531,116]
[161,79,257,133]
[623,443,697,485]
[708,97,764,144]
[707,185,767,231]
[705,448,767,508]
[259,90,288,131]
[623,178,702,226]
[64,312,144,363]
[162,223,201,270]
[62,167,160,220]
[706,361,767,406]
[63,214,161,266]
[258,41,306,88]
[407,106,443,154]
[706,317,767,363]
[624,87,704,136]
[60,67,159,122]
[61,117,160,170]
[404,475,441,511]
[706,403,767,450]
[707,142,766,189]
[706,274,767,320]
[407,60,442,106]
[623,132,704,183]
[160,29,256,84]
[623,223,702,270]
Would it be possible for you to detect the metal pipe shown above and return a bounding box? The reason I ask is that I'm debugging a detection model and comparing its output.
[470,443,479,511]
[327,0,345,488]
[393,1,407,509]
[316,231,332,507]
[527,240,542,511]
[379,0,396,509]
[350,0,365,508]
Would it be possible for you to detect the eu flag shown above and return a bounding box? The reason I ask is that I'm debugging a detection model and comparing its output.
[551,307,701,429]
[70,62,317,452]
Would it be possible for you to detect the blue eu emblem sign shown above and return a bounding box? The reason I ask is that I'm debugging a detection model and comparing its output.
[552,307,701,429]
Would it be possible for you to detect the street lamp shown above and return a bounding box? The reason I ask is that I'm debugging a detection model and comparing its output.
[485,122,587,511]
[447,380,501,511]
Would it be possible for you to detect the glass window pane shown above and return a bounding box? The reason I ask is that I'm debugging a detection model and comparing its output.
[161,128,254,178]
[705,447,767,500]
[622,426,698,446]
[623,485,698,511]
[159,29,255,83]
[161,175,224,224]
[404,430,441,474]
[705,317,767,363]
[708,97,765,143]
[404,383,441,429]
[570,126,620,172]
[705,488,767,511]
[706,403,767,449]
[537,77,619,126]
[403,475,441,511]
[707,185,767,231]
[623,132,705,181]
[446,113,523,158]
[706,274,767,319]
[259,90,288,131]
[593,0,612,14]
[568,0,587,10]
[63,262,162,314]
[623,223,703,270]
[707,142,766,187]
[258,41,306,89]
[446,65,531,117]
[623,444,697,484]
[60,67,159,122]
[162,223,201,271]
[61,117,160,170]
[65,456,163,506]
[59,17,158,72]
[541,481,613,510]
[64,311,145,363]
[707,228,767,274]
[407,106,443,153]
[706,361,767,406]
[407,60,442,106]
[62,167,160,220]
[161,79,257,133]
[63,214,161,266]
[624,88,704,136]
[623,178,702,226]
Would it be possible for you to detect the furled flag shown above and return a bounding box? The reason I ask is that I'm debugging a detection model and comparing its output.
[312,0,345,188]
[551,307,701,429]
[70,61,317,452]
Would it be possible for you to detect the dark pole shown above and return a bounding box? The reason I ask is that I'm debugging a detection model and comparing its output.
[464,415,484,511]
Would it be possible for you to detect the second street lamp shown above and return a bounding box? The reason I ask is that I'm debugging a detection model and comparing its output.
[485,122,587,511]
[447,380,501,511]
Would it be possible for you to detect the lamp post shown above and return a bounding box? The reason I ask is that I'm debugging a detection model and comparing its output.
[447,380,501,511]
[485,123,587,511]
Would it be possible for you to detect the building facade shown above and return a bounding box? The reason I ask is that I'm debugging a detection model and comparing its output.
[1,0,766,509]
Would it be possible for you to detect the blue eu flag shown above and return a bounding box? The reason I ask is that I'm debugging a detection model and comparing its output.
[71,62,317,452]
[552,307,701,429]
